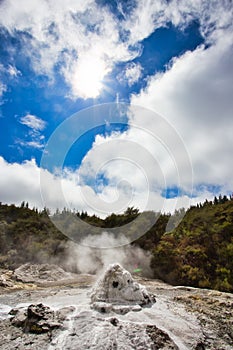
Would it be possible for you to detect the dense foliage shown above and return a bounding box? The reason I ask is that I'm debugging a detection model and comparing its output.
[0,203,67,269]
[0,196,232,292]
[150,196,233,292]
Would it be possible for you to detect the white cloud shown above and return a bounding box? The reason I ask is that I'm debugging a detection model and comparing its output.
[0,64,20,101]
[0,82,6,97]
[123,0,168,43]
[0,0,140,99]
[125,0,233,45]
[0,155,208,217]
[20,114,46,131]
[8,65,21,77]
[71,0,233,205]
[18,114,46,149]
[118,62,143,86]
[125,62,142,86]
[0,64,7,102]
[129,30,233,193]
[74,103,194,217]
[0,0,232,214]
[0,157,42,207]
[16,140,45,150]
[0,156,85,211]
[2,0,231,99]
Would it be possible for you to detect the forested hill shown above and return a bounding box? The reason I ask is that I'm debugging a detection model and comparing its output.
[0,203,67,268]
[0,195,233,292]
[150,197,233,292]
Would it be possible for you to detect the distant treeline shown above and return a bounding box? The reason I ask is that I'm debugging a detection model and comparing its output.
[0,194,232,292]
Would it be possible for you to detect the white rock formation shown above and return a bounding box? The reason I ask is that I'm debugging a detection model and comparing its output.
[91,263,155,313]
[13,263,73,283]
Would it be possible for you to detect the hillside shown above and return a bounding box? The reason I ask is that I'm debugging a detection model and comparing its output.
[0,196,233,292]
[150,198,233,292]
[0,203,67,269]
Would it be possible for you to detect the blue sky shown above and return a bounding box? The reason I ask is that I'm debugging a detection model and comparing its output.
[0,16,202,165]
[0,0,232,215]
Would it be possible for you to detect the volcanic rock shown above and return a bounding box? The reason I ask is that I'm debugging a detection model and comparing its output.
[56,311,178,350]
[13,263,73,284]
[0,270,15,288]
[0,275,232,349]
[91,263,155,314]
[10,303,62,333]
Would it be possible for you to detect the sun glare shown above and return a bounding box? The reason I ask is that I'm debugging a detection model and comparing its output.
[73,57,108,99]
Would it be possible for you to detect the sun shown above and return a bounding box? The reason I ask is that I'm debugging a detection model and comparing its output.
[72,56,109,99]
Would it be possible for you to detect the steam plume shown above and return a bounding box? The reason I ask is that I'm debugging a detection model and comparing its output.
[65,231,152,277]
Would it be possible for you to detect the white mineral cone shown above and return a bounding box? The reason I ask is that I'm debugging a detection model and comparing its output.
[91,263,155,307]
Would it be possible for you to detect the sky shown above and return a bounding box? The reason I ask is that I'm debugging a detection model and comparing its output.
[0,0,233,217]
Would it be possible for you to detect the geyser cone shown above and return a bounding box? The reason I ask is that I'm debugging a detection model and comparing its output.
[91,263,155,308]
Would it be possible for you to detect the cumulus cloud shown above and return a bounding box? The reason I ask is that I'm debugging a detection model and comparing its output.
[72,0,233,203]
[0,156,85,211]
[73,103,194,218]
[1,0,231,99]
[0,155,201,216]
[0,0,140,99]
[0,0,232,213]
[121,0,232,45]
[0,157,42,206]
[130,34,233,191]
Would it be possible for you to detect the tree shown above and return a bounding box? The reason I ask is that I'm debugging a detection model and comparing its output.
[124,207,139,216]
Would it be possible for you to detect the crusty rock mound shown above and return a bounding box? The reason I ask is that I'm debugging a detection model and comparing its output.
[91,263,155,314]
[13,263,73,284]
[60,311,178,350]
[10,303,63,334]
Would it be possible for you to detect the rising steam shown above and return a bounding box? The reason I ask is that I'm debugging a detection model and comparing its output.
[64,231,153,277]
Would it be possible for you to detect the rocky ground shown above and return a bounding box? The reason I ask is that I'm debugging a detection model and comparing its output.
[0,264,232,349]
